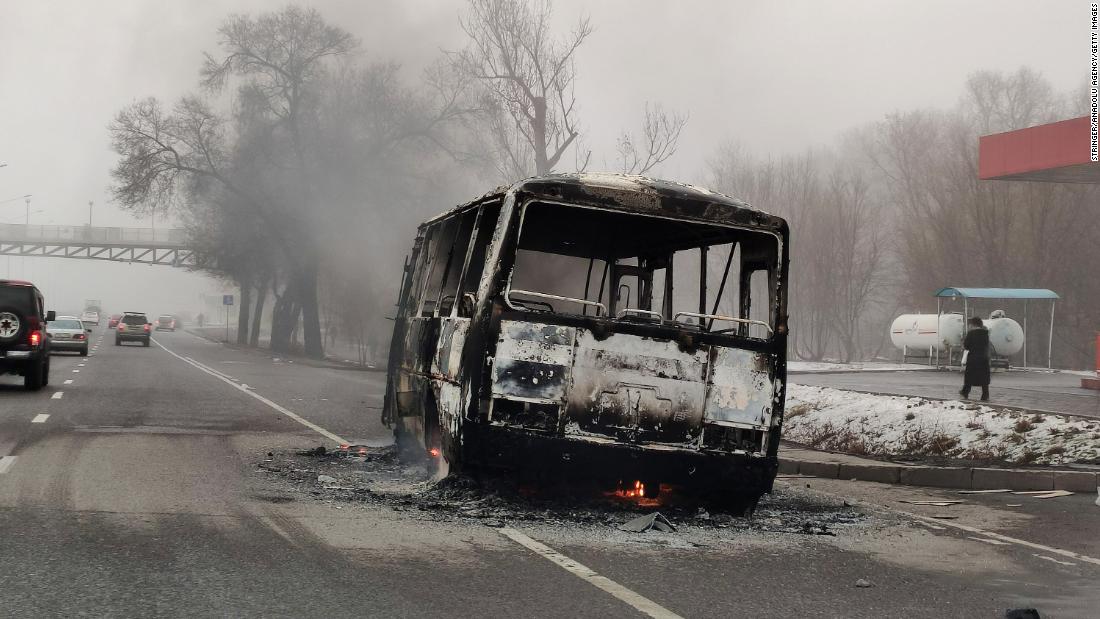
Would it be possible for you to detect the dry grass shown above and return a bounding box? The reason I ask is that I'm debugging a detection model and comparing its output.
[1016,449,1041,465]
[785,403,816,419]
[1013,418,1035,433]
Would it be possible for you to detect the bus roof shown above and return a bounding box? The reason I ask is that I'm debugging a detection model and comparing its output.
[421,173,787,234]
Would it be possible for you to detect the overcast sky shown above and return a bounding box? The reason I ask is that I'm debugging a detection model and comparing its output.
[0,0,1089,313]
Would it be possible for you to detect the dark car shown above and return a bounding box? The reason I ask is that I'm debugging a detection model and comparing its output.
[0,279,55,390]
[115,312,151,347]
[154,315,177,331]
[107,314,122,329]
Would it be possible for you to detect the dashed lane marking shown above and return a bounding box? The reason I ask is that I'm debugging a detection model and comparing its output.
[0,456,16,474]
[31,414,49,423]
[498,527,683,619]
[72,370,79,373]
[51,392,63,400]
[63,379,73,385]
[152,338,349,445]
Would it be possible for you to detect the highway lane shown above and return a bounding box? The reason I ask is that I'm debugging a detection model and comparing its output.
[1,326,1098,617]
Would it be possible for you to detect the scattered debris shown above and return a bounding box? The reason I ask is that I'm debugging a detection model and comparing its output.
[619,512,676,533]
[298,446,327,457]
[854,578,873,588]
[1012,490,1073,499]
[899,500,963,506]
[929,514,958,519]
[252,446,870,540]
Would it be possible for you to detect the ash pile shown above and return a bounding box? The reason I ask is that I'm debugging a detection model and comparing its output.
[253,445,867,537]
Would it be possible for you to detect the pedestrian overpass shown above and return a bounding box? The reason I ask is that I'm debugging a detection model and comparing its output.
[0,223,194,267]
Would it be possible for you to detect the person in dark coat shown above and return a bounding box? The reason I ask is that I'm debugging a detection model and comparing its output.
[960,316,991,401]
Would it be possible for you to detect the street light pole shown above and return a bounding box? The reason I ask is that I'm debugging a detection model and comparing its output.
[89,200,93,226]
[25,196,30,225]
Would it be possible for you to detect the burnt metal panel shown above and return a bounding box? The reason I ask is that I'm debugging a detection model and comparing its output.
[491,320,576,403]
[432,318,470,382]
[567,329,707,443]
[704,348,774,427]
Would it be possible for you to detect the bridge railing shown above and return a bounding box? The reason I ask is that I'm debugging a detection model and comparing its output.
[0,223,188,246]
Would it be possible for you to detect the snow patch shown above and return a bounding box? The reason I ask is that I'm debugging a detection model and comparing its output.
[784,384,1100,465]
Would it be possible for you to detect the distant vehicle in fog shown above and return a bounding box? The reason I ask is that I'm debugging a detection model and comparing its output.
[0,279,56,390]
[47,316,90,356]
[115,312,151,347]
[80,310,100,325]
[107,314,122,329]
[155,315,177,331]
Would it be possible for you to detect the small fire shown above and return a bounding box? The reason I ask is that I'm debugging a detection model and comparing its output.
[617,480,645,498]
[428,447,441,458]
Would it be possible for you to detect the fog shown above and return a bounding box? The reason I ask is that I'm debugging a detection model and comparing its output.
[0,0,1090,358]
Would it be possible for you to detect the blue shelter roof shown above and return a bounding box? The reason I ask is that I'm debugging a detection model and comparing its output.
[934,287,1060,300]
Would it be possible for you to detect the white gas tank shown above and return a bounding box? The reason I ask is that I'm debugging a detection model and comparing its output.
[890,313,965,352]
[982,316,1024,357]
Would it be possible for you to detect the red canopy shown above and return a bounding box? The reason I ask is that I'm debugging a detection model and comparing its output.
[978,116,1100,183]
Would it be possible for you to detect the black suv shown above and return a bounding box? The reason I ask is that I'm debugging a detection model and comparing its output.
[115,312,151,347]
[0,279,55,390]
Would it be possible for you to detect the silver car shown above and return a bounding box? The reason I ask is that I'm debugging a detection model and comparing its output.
[47,316,90,356]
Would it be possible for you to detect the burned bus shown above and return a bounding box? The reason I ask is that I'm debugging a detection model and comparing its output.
[382,174,789,507]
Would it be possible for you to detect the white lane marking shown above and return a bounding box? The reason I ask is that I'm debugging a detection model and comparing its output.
[498,527,683,619]
[63,379,73,385]
[906,512,1100,567]
[72,370,80,373]
[968,536,1009,546]
[1034,554,1077,566]
[31,414,49,423]
[51,392,63,400]
[0,456,16,474]
[152,339,348,444]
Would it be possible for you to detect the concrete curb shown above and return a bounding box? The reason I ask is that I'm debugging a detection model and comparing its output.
[779,457,1099,492]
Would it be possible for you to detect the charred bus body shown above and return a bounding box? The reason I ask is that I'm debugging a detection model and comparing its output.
[383,174,789,506]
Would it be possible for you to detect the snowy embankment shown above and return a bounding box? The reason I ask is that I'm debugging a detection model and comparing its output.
[784,384,1100,465]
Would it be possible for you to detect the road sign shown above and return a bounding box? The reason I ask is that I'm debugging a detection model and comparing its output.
[223,294,234,306]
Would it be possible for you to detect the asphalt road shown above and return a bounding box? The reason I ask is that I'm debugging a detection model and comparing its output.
[1,328,1098,617]
[793,368,1100,419]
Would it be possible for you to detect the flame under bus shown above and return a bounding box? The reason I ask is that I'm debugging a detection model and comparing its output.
[382,174,789,507]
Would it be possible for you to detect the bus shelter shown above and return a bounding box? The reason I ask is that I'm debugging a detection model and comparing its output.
[934,287,1059,369]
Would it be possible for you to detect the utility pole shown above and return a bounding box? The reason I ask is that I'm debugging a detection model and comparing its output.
[88,200,93,226]
[24,196,30,225]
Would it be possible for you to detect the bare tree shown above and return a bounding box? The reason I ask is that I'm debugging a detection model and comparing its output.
[452,0,592,177]
[200,6,358,358]
[616,103,688,175]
